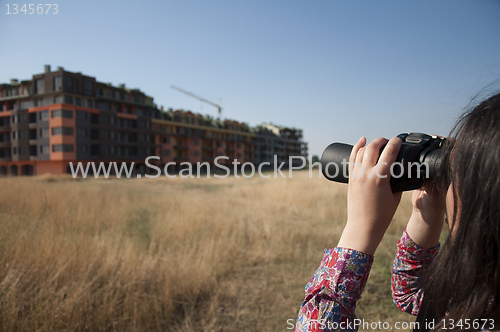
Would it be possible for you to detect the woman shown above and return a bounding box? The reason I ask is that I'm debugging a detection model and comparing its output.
[295,92,500,332]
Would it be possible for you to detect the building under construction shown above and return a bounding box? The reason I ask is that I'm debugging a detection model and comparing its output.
[0,65,308,176]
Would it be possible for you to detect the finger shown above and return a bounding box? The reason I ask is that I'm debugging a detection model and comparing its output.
[363,137,389,167]
[378,136,402,175]
[355,146,365,166]
[349,136,366,167]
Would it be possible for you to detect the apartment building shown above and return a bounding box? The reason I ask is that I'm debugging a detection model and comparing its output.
[0,65,307,176]
[152,110,255,173]
[254,123,308,168]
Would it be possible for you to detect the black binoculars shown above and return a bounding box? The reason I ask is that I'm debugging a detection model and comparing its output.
[320,133,447,192]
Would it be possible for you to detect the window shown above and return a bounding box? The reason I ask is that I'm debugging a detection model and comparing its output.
[64,96,73,104]
[77,145,88,153]
[75,97,82,106]
[52,144,74,152]
[35,79,45,93]
[90,130,99,140]
[101,146,109,154]
[19,146,27,155]
[33,98,43,107]
[12,147,17,155]
[20,100,34,109]
[163,149,170,156]
[128,147,137,156]
[54,95,63,104]
[77,128,88,137]
[54,76,62,91]
[86,100,93,108]
[109,131,115,139]
[90,114,99,124]
[76,111,88,121]
[64,77,78,93]
[193,151,199,157]
[194,140,199,146]
[52,127,73,136]
[39,110,49,121]
[163,137,170,144]
[110,146,116,155]
[39,128,49,138]
[100,130,108,139]
[39,144,50,154]
[12,115,18,123]
[51,109,73,118]
[108,90,114,99]
[84,81,94,96]
[91,145,100,155]
[13,130,27,139]
[96,101,111,111]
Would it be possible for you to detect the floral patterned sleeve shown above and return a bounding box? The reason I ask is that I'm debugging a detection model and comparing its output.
[391,229,440,316]
[295,247,374,332]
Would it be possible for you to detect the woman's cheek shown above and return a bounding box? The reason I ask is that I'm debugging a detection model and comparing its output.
[445,183,454,230]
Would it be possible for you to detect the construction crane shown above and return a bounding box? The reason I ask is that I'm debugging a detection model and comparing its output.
[171,85,222,119]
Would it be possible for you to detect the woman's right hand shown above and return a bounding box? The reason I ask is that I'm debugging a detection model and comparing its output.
[337,136,403,255]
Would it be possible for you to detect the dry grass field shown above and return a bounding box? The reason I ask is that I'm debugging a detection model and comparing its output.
[0,170,434,331]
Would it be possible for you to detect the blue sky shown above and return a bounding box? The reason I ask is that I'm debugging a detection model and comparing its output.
[1,0,499,157]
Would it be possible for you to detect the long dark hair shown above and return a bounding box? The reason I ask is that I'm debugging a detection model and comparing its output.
[425,92,500,330]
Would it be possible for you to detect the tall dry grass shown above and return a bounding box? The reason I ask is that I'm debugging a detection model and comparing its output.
[0,170,423,331]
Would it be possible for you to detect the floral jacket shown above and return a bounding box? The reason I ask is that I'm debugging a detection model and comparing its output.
[294,229,438,332]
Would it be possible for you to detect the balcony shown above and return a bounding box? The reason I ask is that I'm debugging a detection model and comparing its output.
[174,145,189,150]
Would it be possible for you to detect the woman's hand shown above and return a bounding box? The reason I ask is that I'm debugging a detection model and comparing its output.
[337,136,403,255]
[406,182,446,248]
